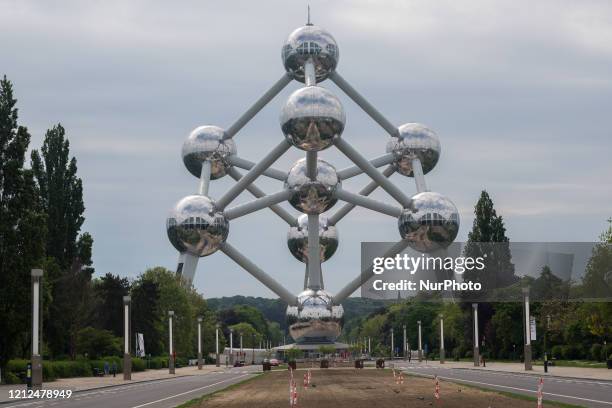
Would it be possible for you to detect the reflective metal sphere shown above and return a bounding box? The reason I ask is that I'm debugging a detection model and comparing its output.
[280,86,345,151]
[182,125,236,179]
[285,158,340,214]
[287,214,338,263]
[398,192,459,252]
[286,289,344,343]
[166,195,229,257]
[386,123,440,176]
[282,25,339,83]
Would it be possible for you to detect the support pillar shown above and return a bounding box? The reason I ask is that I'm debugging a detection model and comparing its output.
[439,314,445,364]
[123,296,132,380]
[473,303,480,367]
[229,328,234,366]
[197,316,203,370]
[523,287,533,370]
[391,328,394,359]
[31,269,43,389]
[403,324,407,360]
[168,311,175,374]
[215,323,220,367]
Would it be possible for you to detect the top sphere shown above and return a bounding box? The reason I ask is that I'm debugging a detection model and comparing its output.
[386,123,440,176]
[182,125,236,180]
[282,25,339,83]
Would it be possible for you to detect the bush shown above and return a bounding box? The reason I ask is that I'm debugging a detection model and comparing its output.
[562,345,584,360]
[149,356,168,369]
[42,363,56,381]
[590,344,603,361]
[551,345,563,359]
[3,372,21,384]
[132,358,145,372]
[602,344,612,361]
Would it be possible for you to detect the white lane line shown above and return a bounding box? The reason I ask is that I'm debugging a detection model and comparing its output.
[129,374,251,408]
[403,370,612,406]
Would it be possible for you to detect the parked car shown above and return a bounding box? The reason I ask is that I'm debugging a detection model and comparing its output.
[234,361,245,367]
[269,358,280,366]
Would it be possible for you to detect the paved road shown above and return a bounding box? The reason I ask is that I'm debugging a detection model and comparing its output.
[1,367,260,408]
[395,362,612,408]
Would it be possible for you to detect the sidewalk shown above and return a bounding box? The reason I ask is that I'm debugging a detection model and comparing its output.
[409,360,612,381]
[0,364,228,403]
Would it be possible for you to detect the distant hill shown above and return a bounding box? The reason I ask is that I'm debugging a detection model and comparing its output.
[206,295,391,331]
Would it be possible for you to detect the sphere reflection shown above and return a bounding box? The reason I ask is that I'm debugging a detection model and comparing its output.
[286,289,344,343]
[285,158,340,214]
[287,214,338,263]
[182,125,236,179]
[282,25,339,83]
[386,123,440,176]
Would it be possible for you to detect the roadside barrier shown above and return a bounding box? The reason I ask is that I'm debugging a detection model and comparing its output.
[537,377,544,408]
[395,371,404,385]
[304,373,308,388]
[434,375,440,400]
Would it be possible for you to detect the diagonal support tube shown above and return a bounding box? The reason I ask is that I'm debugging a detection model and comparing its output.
[335,138,412,208]
[337,153,394,180]
[217,140,291,210]
[307,214,322,290]
[330,71,399,138]
[228,156,287,181]
[221,242,297,305]
[412,158,428,193]
[224,189,292,220]
[224,73,293,139]
[227,167,297,226]
[333,239,411,304]
[199,161,211,196]
[334,188,402,218]
[329,166,395,225]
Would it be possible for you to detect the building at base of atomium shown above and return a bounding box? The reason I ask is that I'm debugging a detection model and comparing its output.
[166,18,460,345]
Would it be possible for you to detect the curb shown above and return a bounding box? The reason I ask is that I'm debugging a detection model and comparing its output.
[452,367,612,383]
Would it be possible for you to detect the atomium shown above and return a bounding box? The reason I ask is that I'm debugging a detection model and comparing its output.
[166,16,462,345]
[166,195,229,257]
[287,214,338,263]
[280,86,345,151]
[398,191,459,252]
[282,25,339,83]
[182,125,236,179]
[286,289,344,343]
[285,158,340,214]
[386,123,440,177]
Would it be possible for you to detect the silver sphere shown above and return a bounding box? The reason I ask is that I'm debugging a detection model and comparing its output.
[182,125,236,179]
[286,289,344,343]
[280,86,345,151]
[166,195,229,257]
[287,214,338,263]
[285,158,340,214]
[282,25,339,83]
[386,123,440,176]
[398,192,459,252]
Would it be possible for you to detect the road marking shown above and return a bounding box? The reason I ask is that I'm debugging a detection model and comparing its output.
[403,370,612,405]
[128,374,251,408]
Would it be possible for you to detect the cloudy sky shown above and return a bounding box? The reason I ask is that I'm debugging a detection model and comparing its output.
[2,0,611,299]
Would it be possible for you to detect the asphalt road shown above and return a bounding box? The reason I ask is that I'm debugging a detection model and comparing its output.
[1,366,260,408]
[395,362,612,408]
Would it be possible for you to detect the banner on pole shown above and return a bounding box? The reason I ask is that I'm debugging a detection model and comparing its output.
[530,316,537,341]
[136,333,145,357]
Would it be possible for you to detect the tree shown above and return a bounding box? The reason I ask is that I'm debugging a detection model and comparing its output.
[0,76,47,372]
[131,278,164,356]
[228,322,261,348]
[76,327,121,359]
[91,273,130,337]
[581,219,612,299]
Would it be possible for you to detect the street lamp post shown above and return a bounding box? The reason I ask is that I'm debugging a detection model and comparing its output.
[215,323,220,367]
[417,320,423,362]
[523,287,532,370]
[229,328,234,366]
[123,296,132,380]
[251,334,255,365]
[439,314,445,364]
[31,269,43,389]
[168,311,175,374]
[390,328,394,359]
[472,303,479,367]
[403,324,407,360]
[197,316,203,370]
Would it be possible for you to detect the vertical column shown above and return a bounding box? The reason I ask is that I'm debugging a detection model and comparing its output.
[390,328,394,359]
[215,323,220,367]
[403,324,407,360]
[439,314,445,364]
[240,332,244,363]
[31,269,43,389]
[229,328,234,366]
[417,320,423,362]
[168,311,175,374]
[123,296,132,380]
[473,303,479,367]
[523,287,532,370]
[368,337,371,355]
[197,316,203,370]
